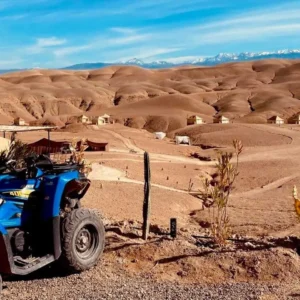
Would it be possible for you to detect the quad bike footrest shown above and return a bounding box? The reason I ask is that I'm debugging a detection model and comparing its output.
[14,254,54,269]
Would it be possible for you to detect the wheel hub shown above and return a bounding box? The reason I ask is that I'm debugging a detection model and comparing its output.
[74,223,100,260]
[76,229,91,252]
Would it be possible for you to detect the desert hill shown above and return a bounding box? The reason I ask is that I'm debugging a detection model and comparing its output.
[1,59,300,132]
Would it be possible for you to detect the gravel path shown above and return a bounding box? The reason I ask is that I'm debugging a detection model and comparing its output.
[1,264,282,300]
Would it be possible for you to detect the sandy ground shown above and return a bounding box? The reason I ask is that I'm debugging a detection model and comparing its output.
[16,122,300,238]
[4,123,300,299]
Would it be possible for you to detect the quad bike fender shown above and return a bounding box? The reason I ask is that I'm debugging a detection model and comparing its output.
[63,178,91,201]
[42,171,80,220]
[0,223,7,235]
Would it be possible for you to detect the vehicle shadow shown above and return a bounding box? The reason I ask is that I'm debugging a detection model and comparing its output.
[3,227,164,286]
[3,263,72,283]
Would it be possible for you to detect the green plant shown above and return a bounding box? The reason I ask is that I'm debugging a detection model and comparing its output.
[199,140,243,245]
[0,134,33,168]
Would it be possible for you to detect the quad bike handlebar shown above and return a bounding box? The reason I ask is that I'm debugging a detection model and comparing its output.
[0,160,19,174]
[25,154,53,169]
[28,154,82,174]
[0,154,82,178]
[6,160,17,172]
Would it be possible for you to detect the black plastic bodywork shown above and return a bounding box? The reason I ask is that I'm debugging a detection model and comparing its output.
[0,217,60,275]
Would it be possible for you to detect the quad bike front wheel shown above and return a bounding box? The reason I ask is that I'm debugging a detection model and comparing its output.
[60,208,105,272]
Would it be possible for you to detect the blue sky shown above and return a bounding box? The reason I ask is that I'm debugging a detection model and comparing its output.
[0,0,300,68]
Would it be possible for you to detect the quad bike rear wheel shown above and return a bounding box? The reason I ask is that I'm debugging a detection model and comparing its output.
[60,208,105,272]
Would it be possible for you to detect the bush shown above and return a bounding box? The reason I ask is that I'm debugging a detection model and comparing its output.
[70,138,92,176]
[0,133,33,168]
[293,186,300,217]
[199,140,243,245]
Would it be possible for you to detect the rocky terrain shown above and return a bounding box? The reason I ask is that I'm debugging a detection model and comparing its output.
[2,61,300,299]
[0,122,298,299]
[1,60,300,133]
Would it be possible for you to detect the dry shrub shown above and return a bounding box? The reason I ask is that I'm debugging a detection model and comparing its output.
[50,138,93,176]
[199,140,243,245]
[0,133,33,168]
[188,178,194,192]
[50,153,69,164]
[292,186,300,217]
[70,138,92,176]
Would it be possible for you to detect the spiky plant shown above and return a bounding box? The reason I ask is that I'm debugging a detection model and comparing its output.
[0,133,34,169]
[199,139,243,245]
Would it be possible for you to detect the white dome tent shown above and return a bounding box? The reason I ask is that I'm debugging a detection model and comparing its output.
[154,132,166,140]
[175,136,191,145]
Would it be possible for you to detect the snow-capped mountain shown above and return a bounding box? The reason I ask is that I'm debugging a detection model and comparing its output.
[62,49,300,70]
[1,50,300,74]
[122,58,144,65]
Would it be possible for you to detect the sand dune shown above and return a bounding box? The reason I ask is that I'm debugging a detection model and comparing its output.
[1,59,300,132]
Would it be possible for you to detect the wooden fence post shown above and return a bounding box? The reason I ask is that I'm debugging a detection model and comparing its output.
[142,152,151,240]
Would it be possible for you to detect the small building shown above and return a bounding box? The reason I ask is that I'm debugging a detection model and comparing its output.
[13,117,27,126]
[268,116,284,125]
[154,132,166,140]
[78,115,91,124]
[101,114,110,124]
[288,114,300,124]
[175,136,191,145]
[92,114,110,126]
[213,115,230,124]
[187,115,204,125]
[92,116,105,126]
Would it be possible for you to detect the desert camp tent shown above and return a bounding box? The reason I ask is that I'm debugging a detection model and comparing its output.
[78,140,109,152]
[28,138,109,154]
[213,115,230,124]
[13,118,27,126]
[28,138,67,155]
[268,116,284,125]
[154,132,166,140]
[78,115,91,124]
[288,114,300,124]
[101,114,110,123]
[92,116,106,126]
[175,136,191,145]
[187,115,204,125]
[92,114,110,126]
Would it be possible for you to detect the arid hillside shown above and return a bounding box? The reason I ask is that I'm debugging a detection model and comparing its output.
[4,122,300,299]
[1,59,300,132]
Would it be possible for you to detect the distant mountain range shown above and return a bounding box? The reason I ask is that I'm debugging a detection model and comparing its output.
[1,49,300,74]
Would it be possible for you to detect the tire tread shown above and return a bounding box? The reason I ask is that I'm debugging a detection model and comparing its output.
[60,208,105,272]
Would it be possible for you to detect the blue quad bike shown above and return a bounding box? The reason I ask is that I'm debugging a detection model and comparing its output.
[0,155,105,291]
